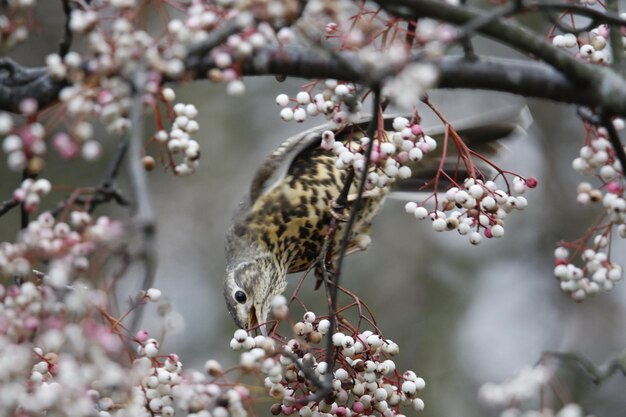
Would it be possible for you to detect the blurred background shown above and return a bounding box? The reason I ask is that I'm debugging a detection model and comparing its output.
[2,3,626,416]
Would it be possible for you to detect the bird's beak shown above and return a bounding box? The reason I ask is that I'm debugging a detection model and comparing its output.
[248,305,259,330]
[248,305,268,336]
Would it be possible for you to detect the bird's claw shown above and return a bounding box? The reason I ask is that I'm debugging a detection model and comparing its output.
[330,200,349,222]
[314,262,335,290]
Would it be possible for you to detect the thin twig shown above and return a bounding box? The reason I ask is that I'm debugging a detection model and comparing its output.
[601,112,626,178]
[453,0,521,43]
[0,198,19,216]
[325,87,382,371]
[88,136,130,213]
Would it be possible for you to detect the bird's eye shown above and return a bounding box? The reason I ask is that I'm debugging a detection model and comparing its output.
[234,290,247,304]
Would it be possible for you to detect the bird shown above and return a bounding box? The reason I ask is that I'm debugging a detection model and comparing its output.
[224,106,531,331]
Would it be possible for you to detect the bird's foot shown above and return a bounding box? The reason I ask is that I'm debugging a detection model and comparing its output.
[330,200,350,222]
[314,262,336,290]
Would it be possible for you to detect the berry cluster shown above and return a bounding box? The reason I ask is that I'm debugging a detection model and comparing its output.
[0,0,34,48]
[321,116,437,185]
[406,176,533,245]
[0,212,123,288]
[12,178,52,213]
[552,25,611,65]
[152,89,202,176]
[554,245,623,300]
[480,365,592,417]
[499,404,592,417]
[319,115,535,246]
[1,117,47,172]
[479,365,549,406]
[276,80,362,128]
[0,280,131,417]
[228,298,425,417]
[134,339,183,417]
[554,124,626,299]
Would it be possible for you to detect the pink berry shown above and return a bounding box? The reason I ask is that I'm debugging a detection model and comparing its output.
[607,181,621,194]
[525,177,538,188]
[411,124,423,136]
[135,330,149,343]
[352,402,365,413]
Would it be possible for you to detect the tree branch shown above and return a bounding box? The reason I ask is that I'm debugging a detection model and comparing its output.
[376,0,597,84]
[59,0,73,57]
[127,70,157,332]
[0,58,65,113]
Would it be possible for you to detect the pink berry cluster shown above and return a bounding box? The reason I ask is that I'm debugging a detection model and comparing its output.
[12,178,52,213]
[554,125,626,299]
[0,280,132,417]
[276,81,362,128]
[228,296,426,417]
[0,212,123,288]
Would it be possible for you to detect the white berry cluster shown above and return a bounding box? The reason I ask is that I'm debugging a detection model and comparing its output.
[552,25,610,65]
[499,404,593,417]
[12,177,52,213]
[276,80,362,128]
[554,245,623,300]
[555,125,626,299]
[133,337,182,417]
[153,89,201,176]
[479,365,550,406]
[0,211,123,288]
[319,116,534,245]
[166,354,253,417]
[2,119,47,172]
[321,116,437,186]
[406,176,533,245]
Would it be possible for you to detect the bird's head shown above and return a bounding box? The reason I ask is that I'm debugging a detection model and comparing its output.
[224,259,286,332]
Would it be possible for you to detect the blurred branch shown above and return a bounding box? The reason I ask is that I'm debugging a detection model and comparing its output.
[0,197,18,217]
[0,58,65,113]
[605,0,625,74]
[186,17,248,58]
[59,0,73,57]
[87,137,130,214]
[376,0,596,84]
[601,112,626,179]
[127,70,157,332]
[541,349,626,384]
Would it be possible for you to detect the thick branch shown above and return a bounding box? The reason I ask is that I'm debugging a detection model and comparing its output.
[190,49,612,110]
[377,0,597,84]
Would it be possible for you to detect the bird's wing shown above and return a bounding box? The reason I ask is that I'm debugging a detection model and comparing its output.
[247,105,532,205]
